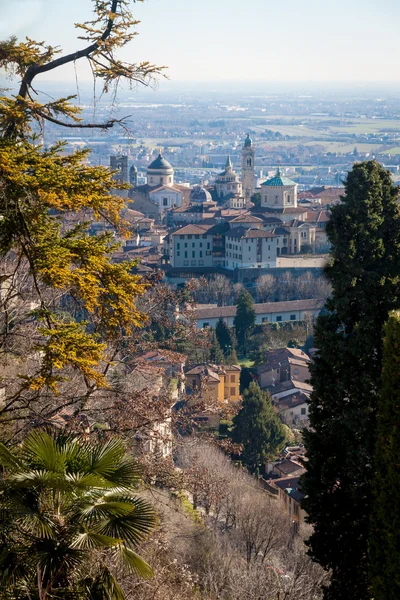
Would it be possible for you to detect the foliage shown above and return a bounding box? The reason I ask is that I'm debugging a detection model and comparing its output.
[0,430,156,599]
[209,330,224,364]
[231,382,285,471]
[370,312,400,599]
[215,316,234,355]
[250,191,261,208]
[301,161,400,600]
[0,0,164,431]
[233,289,255,355]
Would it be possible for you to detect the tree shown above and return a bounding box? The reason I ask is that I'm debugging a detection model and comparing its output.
[233,289,255,355]
[256,274,276,302]
[0,430,156,598]
[231,382,285,472]
[251,192,261,208]
[370,312,400,600]
[216,317,233,355]
[209,330,224,364]
[301,161,400,600]
[0,1,164,434]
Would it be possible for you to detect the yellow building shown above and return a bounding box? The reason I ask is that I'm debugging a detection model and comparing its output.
[185,363,241,403]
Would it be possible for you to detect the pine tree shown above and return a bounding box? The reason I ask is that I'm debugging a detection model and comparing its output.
[215,316,233,355]
[209,330,224,364]
[370,312,400,600]
[231,382,285,472]
[301,161,400,600]
[226,347,239,365]
[234,289,256,355]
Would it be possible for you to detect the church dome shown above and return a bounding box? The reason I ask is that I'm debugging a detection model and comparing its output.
[244,133,252,147]
[147,153,173,172]
[261,167,296,187]
[190,185,212,203]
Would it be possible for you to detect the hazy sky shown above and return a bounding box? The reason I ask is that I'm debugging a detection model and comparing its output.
[0,0,399,84]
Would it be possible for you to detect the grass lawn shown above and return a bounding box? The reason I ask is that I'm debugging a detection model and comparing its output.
[238,357,254,368]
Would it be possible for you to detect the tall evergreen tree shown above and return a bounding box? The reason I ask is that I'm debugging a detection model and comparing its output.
[226,347,239,365]
[231,382,285,472]
[370,311,400,600]
[209,330,224,364]
[215,316,233,355]
[301,161,400,600]
[233,289,256,355]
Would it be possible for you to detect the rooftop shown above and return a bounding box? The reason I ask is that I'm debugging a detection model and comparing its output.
[195,298,325,320]
[261,168,297,188]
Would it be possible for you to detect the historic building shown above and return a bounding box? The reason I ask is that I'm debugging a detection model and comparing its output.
[215,156,242,200]
[128,153,190,222]
[241,134,255,202]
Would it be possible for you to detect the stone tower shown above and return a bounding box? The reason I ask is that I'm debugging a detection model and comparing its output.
[110,155,129,197]
[129,163,138,188]
[241,134,255,203]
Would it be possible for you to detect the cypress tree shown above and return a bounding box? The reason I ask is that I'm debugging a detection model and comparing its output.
[234,289,256,355]
[301,161,400,599]
[215,316,233,355]
[370,312,400,599]
[231,382,285,472]
[226,347,239,365]
[209,330,224,364]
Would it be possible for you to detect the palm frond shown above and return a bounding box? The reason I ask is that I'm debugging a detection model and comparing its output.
[78,501,138,524]
[88,567,127,600]
[22,430,66,473]
[0,443,21,470]
[115,544,154,579]
[89,438,126,478]
[7,469,70,490]
[71,532,122,550]
[95,497,156,545]
[65,472,112,490]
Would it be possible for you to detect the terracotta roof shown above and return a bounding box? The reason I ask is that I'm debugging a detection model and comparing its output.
[225,227,278,240]
[228,214,263,224]
[171,224,213,236]
[195,299,325,320]
[269,379,313,395]
[274,459,304,476]
[277,391,310,409]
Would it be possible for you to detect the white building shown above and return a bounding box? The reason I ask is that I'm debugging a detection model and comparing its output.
[224,227,280,270]
[215,156,242,200]
[194,298,324,329]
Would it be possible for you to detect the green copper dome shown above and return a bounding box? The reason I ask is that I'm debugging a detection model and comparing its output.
[261,167,296,187]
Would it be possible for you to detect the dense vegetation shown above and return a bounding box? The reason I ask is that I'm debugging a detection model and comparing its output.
[302,161,400,599]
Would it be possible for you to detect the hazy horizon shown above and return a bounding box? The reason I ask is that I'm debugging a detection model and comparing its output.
[0,0,399,85]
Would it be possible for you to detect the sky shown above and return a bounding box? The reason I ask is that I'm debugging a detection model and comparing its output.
[0,0,399,85]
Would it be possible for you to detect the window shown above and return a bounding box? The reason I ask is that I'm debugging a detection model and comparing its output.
[169,177,172,183]
[179,235,184,239]
[192,251,195,258]
[150,177,153,183]
[207,242,210,249]
[301,407,307,415]
[184,251,188,258]
[198,260,204,266]
[202,323,209,328]
[195,234,199,239]
[183,260,189,266]
[184,242,188,248]
[290,314,296,321]
[192,379,197,388]
[230,387,236,396]
[187,235,192,239]
[163,197,168,206]
[262,317,268,323]
[294,369,299,375]
[200,242,203,247]
[276,316,282,322]
[192,242,195,248]
[177,251,180,257]
[199,251,203,258]
[206,250,212,256]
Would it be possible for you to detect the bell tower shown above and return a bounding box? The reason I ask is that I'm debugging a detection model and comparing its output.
[241,134,255,203]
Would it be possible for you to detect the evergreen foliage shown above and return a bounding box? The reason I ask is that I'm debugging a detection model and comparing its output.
[231,382,285,471]
[370,312,400,600]
[0,1,164,423]
[225,347,239,365]
[234,289,256,355]
[215,317,233,355]
[0,430,156,598]
[209,330,224,364]
[301,161,400,599]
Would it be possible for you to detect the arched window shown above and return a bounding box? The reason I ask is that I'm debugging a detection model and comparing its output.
[247,158,252,167]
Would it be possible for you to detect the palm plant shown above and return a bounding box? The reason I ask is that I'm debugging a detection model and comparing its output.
[0,430,156,599]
